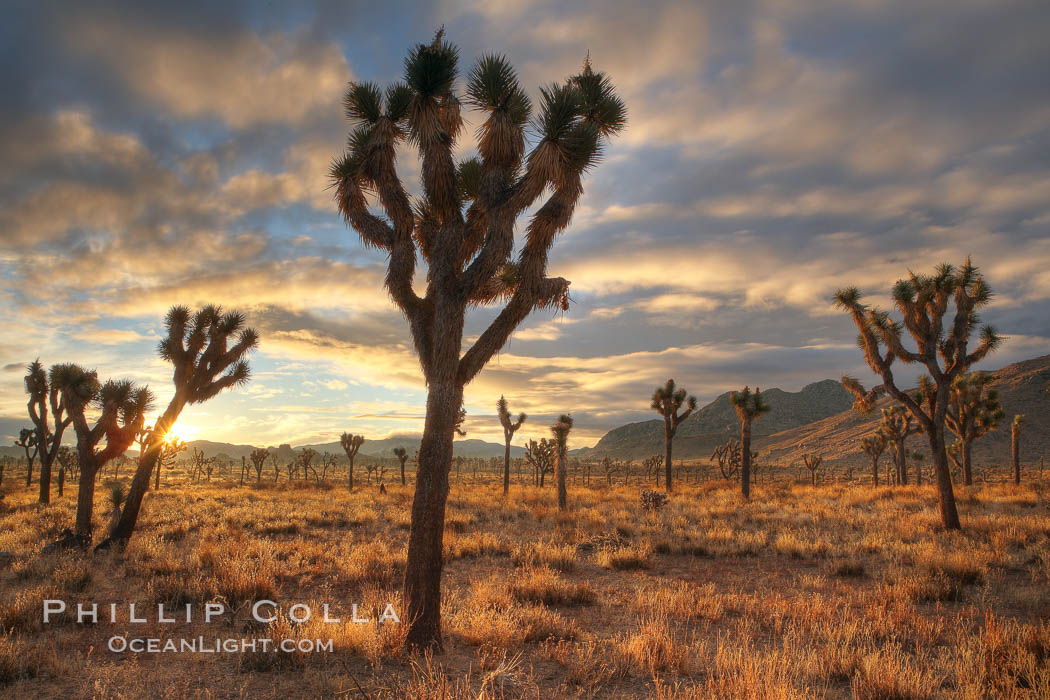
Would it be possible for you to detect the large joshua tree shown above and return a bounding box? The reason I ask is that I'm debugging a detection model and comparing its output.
[25,361,74,504]
[937,372,1003,485]
[98,306,258,550]
[835,259,1000,530]
[551,414,573,510]
[650,379,697,492]
[340,433,364,489]
[729,387,769,500]
[497,396,526,497]
[50,365,152,544]
[330,31,625,648]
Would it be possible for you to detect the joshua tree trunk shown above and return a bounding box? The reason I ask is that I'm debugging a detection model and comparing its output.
[556,448,567,510]
[73,448,98,540]
[663,417,673,492]
[105,400,182,546]
[871,455,879,486]
[403,381,462,650]
[503,439,511,497]
[38,460,50,503]
[962,440,973,486]
[25,457,33,487]
[740,420,752,500]
[1012,426,1021,485]
[401,457,407,486]
[927,426,961,530]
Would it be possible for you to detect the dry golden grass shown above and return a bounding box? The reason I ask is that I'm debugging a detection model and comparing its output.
[0,471,1048,698]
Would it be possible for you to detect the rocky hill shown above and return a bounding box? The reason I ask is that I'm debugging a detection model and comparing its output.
[577,379,854,460]
[757,354,1050,469]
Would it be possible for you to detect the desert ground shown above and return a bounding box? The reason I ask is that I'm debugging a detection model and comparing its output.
[1,462,1048,699]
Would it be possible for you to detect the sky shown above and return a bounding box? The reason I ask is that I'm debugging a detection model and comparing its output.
[2,0,1049,450]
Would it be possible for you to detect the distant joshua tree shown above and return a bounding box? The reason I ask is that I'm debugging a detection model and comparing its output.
[55,445,76,496]
[1012,414,1025,484]
[710,439,743,480]
[940,372,1003,485]
[525,438,556,487]
[802,454,823,486]
[340,433,365,489]
[876,405,920,485]
[156,436,186,489]
[249,447,269,482]
[861,433,888,486]
[393,447,409,486]
[297,448,319,481]
[835,259,1000,531]
[318,452,337,483]
[650,379,697,492]
[729,387,770,500]
[15,428,39,488]
[51,365,152,546]
[331,30,626,648]
[100,305,257,550]
[551,414,573,510]
[25,360,74,504]
[497,396,526,497]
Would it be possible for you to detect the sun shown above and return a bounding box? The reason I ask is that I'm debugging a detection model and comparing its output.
[161,424,197,444]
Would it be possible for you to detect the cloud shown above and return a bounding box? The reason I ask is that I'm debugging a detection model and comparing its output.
[67,23,351,128]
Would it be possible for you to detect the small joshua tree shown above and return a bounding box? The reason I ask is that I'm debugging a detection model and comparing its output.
[100,305,257,550]
[156,436,185,489]
[861,432,888,486]
[1012,414,1025,485]
[650,379,697,492]
[250,447,269,482]
[318,452,337,483]
[15,428,39,488]
[107,484,125,537]
[51,365,152,545]
[802,454,823,486]
[332,31,626,648]
[189,448,210,483]
[640,489,668,512]
[297,448,319,481]
[938,372,1003,485]
[525,438,556,487]
[340,433,365,490]
[25,360,74,503]
[729,387,770,500]
[642,455,662,484]
[497,396,526,497]
[393,447,409,485]
[710,439,742,480]
[55,445,76,496]
[551,414,573,510]
[835,259,1000,531]
[876,405,920,485]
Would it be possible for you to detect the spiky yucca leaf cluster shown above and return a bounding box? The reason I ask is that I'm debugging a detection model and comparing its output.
[729,386,770,422]
[550,414,574,450]
[158,305,258,404]
[331,29,626,386]
[497,395,527,434]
